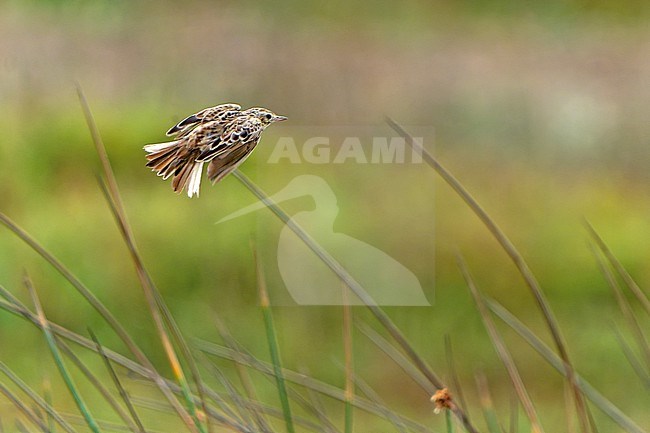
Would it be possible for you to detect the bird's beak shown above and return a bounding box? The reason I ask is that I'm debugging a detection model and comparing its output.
[273,115,288,122]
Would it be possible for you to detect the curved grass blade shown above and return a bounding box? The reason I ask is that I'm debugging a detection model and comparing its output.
[475,373,504,433]
[87,329,146,433]
[208,320,272,432]
[585,221,650,315]
[23,274,101,433]
[486,298,647,433]
[42,379,55,433]
[213,317,343,433]
[198,354,258,432]
[0,380,51,433]
[97,180,204,432]
[200,321,260,426]
[0,289,432,433]
[356,321,433,394]
[231,355,272,432]
[612,327,650,388]
[130,393,326,433]
[0,362,76,433]
[61,413,164,433]
[590,244,650,372]
[2,288,228,432]
[0,294,251,432]
[0,212,192,429]
[56,340,142,432]
[352,375,408,433]
[304,386,341,433]
[458,258,544,433]
[77,85,208,433]
[388,118,592,433]
[194,339,434,433]
[231,170,474,432]
[444,335,470,420]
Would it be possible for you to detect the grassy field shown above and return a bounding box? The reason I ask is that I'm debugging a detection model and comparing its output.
[0,1,649,432]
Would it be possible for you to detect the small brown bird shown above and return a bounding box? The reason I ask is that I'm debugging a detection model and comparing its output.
[144,104,287,197]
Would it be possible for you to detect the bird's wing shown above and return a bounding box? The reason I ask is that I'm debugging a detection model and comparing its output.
[166,103,242,137]
[196,116,263,162]
[207,140,258,183]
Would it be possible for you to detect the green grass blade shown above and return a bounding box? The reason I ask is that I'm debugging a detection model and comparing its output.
[342,287,354,433]
[14,418,34,433]
[304,386,341,433]
[213,317,342,433]
[57,340,141,432]
[445,410,454,433]
[87,329,147,433]
[208,366,257,431]
[23,274,101,433]
[0,380,51,432]
[196,358,250,428]
[352,375,408,433]
[444,335,470,419]
[585,221,650,315]
[77,85,207,433]
[0,294,251,432]
[43,379,56,433]
[389,118,592,433]
[612,327,650,387]
[131,392,326,433]
[475,373,503,433]
[459,258,545,433]
[232,170,474,432]
[0,213,191,428]
[254,250,295,433]
[197,350,258,432]
[0,362,76,433]
[344,401,353,433]
[486,298,647,433]
[1,284,431,433]
[509,392,519,433]
[211,316,277,430]
[96,180,204,433]
[261,302,294,433]
[195,339,434,433]
[356,321,433,393]
[591,244,650,372]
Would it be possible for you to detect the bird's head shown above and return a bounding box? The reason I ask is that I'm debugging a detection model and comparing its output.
[247,108,288,126]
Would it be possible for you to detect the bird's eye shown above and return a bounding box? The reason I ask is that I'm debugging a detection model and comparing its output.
[264,113,272,120]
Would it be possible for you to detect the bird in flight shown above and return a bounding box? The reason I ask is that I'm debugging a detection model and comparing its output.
[144,103,287,197]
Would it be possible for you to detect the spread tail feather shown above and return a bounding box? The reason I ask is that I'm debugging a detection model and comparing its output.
[186,161,205,198]
[144,140,178,153]
[145,144,180,180]
[171,161,204,198]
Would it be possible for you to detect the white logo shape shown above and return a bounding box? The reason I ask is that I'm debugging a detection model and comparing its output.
[218,175,430,306]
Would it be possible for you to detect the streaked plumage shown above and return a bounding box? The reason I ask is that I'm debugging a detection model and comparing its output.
[144,103,286,197]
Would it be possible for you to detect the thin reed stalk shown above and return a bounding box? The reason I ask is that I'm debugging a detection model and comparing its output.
[388,118,592,433]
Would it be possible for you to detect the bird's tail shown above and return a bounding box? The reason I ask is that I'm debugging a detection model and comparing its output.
[144,140,181,180]
[144,140,204,197]
[172,161,204,198]
[144,140,178,153]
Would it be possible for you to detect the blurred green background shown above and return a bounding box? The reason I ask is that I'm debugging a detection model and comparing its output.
[1,1,649,431]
